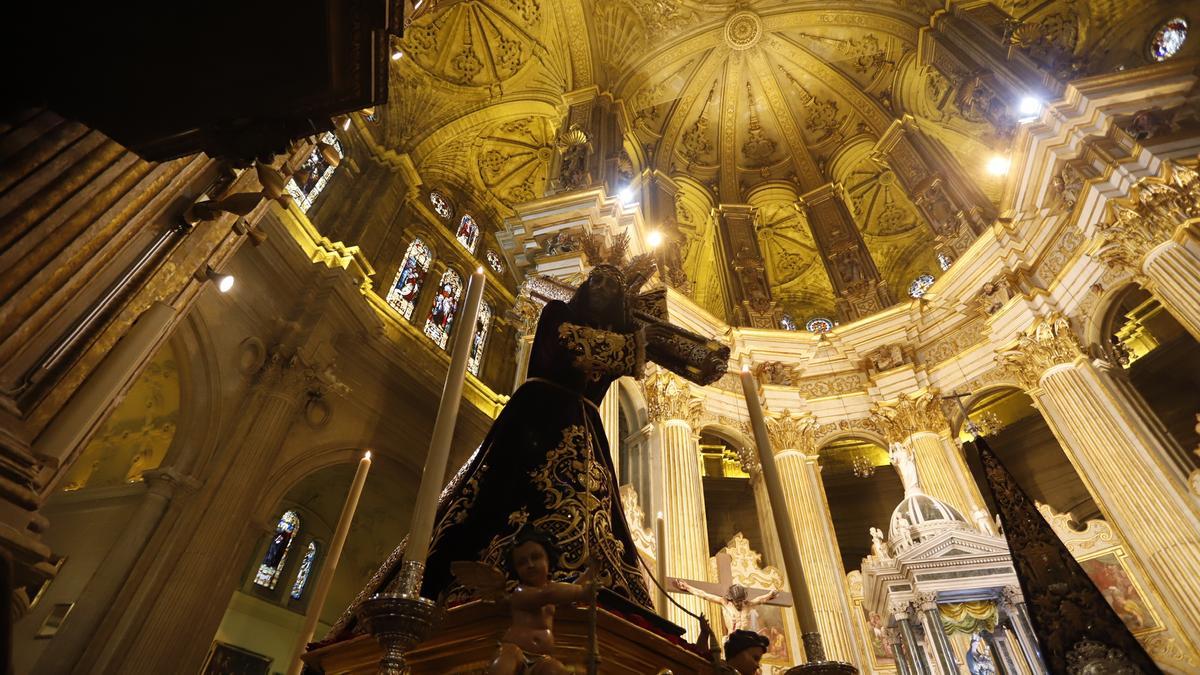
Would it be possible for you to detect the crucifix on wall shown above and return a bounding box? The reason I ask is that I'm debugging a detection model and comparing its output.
[668,550,793,639]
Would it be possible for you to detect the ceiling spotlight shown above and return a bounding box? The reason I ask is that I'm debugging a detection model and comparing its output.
[986,155,1011,176]
[200,265,235,293]
[392,50,403,61]
[646,230,663,248]
[1017,96,1041,120]
[618,186,635,204]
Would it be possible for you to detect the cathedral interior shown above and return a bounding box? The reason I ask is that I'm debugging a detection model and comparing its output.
[3,0,1200,673]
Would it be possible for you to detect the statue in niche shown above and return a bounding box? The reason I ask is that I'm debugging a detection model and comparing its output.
[555,124,591,191]
[451,525,596,675]
[836,253,865,285]
[893,517,914,549]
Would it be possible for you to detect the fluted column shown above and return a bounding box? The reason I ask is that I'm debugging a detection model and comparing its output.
[107,347,317,672]
[642,370,708,639]
[766,410,861,667]
[894,604,930,675]
[1000,586,1045,674]
[872,392,983,517]
[999,314,1200,639]
[1093,175,1200,341]
[917,592,957,674]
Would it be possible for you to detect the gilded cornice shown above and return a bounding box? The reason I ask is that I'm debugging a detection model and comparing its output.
[994,312,1085,390]
[870,390,949,443]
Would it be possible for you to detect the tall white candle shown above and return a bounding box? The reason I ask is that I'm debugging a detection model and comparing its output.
[655,512,668,615]
[738,365,820,639]
[406,267,486,567]
[287,450,372,675]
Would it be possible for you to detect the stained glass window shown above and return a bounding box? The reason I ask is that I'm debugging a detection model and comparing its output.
[254,511,300,589]
[779,314,797,331]
[1150,18,1187,62]
[937,252,953,271]
[386,239,433,321]
[806,317,834,334]
[455,215,480,253]
[290,542,318,600]
[908,274,935,299]
[430,191,453,220]
[485,250,504,274]
[285,132,342,213]
[467,303,493,376]
[424,269,464,349]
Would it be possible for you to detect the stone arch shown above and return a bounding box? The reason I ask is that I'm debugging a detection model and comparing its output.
[815,431,899,571]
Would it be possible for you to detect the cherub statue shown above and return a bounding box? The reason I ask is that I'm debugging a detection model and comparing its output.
[452,525,595,675]
[671,580,778,634]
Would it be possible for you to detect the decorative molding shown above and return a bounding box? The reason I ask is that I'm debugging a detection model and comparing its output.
[765,409,818,454]
[620,485,656,559]
[642,368,696,424]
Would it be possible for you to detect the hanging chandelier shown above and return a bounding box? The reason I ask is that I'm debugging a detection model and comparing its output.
[967,410,1005,437]
[851,450,876,479]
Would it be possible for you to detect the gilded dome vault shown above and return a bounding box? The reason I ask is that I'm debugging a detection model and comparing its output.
[373,0,1089,322]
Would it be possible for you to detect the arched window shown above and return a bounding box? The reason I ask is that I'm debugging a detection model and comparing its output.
[485,250,504,274]
[285,132,343,213]
[430,190,454,220]
[290,542,318,600]
[806,317,835,334]
[779,314,797,331]
[424,269,464,349]
[386,238,433,320]
[254,510,300,589]
[467,303,493,376]
[455,215,480,253]
[908,273,935,299]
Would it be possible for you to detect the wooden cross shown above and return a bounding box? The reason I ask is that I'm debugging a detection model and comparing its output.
[667,550,793,609]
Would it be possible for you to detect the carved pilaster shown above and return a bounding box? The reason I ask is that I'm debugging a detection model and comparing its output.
[995,313,1085,390]
[870,391,949,444]
[800,183,894,322]
[715,204,778,328]
[874,117,996,259]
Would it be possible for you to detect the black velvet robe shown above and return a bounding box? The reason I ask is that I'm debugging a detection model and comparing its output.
[327,298,653,640]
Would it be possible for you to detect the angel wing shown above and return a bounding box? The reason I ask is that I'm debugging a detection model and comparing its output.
[450,560,508,602]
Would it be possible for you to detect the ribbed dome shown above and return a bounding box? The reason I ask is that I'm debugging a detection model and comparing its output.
[889,492,969,547]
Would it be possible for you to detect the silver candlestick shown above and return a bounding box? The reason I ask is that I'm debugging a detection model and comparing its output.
[355,561,440,674]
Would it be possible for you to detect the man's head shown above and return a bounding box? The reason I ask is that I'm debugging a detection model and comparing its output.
[506,524,558,587]
[724,629,769,675]
[726,583,748,606]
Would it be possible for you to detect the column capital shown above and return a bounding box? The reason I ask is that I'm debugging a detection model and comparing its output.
[642,369,698,425]
[916,591,939,611]
[889,600,915,619]
[871,390,949,443]
[1000,585,1025,607]
[996,313,1086,390]
[1091,161,1200,271]
[765,408,818,455]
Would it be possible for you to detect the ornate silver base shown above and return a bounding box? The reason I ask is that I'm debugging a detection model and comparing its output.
[355,561,441,674]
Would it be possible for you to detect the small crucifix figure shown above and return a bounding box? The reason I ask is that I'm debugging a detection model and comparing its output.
[669,550,792,639]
